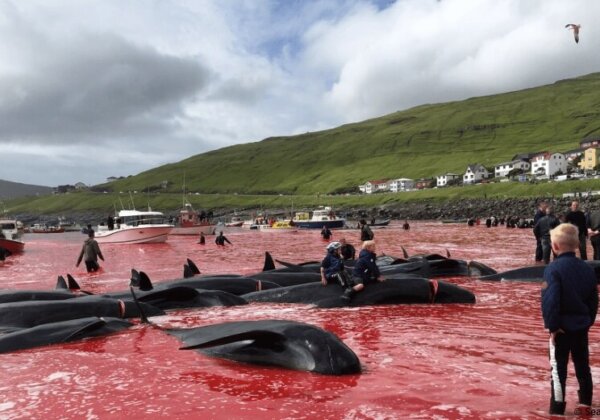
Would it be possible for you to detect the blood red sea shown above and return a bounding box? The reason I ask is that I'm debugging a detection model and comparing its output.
[0,222,596,419]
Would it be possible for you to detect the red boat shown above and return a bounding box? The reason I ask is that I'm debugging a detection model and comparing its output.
[0,220,25,253]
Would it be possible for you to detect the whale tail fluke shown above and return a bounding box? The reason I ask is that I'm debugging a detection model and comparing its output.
[263,252,276,271]
[186,258,201,275]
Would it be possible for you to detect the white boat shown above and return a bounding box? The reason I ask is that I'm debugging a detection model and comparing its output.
[0,219,25,253]
[169,203,217,235]
[292,206,346,229]
[95,209,173,244]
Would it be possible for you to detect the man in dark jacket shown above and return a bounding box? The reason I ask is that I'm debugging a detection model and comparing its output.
[565,200,588,260]
[320,241,349,287]
[534,205,560,264]
[588,209,600,260]
[533,201,548,262]
[541,223,598,415]
[76,230,104,272]
[359,219,374,241]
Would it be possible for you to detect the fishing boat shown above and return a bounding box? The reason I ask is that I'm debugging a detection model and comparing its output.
[292,207,346,229]
[0,219,25,253]
[95,209,173,244]
[170,203,217,235]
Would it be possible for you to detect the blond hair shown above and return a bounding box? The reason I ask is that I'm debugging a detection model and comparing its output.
[550,223,579,250]
[362,240,376,251]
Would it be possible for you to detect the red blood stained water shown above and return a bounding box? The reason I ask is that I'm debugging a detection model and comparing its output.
[0,221,597,419]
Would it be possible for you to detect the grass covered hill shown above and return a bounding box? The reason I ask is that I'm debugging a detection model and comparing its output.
[105,73,600,195]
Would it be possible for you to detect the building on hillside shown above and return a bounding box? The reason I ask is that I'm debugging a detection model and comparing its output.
[359,179,390,194]
[74,182,87,190]
[578,147,600,171]
[463,164,490,184]
[436,173,460,187]
[563,148,585,163]
[494,160,531,178]
[389,178,414,192]
[580,137,600,149]
[530,152,567,177]
[511,152,540,162]
[415,178,434,190]
[106,176,118,182]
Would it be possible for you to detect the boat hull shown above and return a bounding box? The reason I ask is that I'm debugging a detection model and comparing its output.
[170,224,217,235]
[0,239,25,253]
[293,220,346,229]
[95,226,173,244]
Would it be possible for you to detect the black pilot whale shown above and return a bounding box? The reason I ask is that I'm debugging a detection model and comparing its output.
[168,319,361,375]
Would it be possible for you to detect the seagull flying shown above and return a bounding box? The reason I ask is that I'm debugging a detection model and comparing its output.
[565,23,581,43]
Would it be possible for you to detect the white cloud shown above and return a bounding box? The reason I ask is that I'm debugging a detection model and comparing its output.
[0,0,598,186]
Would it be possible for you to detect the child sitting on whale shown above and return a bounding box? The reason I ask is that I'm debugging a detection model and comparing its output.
[343,240,385,301]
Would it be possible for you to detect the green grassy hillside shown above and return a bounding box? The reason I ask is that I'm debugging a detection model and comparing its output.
[101,73,600,195]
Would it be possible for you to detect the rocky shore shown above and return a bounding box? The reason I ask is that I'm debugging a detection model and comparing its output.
[13,196,600,227]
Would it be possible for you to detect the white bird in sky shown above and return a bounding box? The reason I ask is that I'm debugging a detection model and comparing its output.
[565,23,581,43]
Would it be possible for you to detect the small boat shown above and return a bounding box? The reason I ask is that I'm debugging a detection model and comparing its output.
[292,207,346,229]
[95,209,173,244]
[257,220,298,233]
[369,219,391,227]
[170,203,217,236]
[0,219,25,253]
[225,215,245,228]
[29,224,65,234]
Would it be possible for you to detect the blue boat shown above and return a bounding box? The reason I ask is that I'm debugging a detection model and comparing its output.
[292,207,346,229]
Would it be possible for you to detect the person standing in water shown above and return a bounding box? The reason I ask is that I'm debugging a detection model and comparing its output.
[215,231,232,246]
[198,232,206,245]
[76,230,104,273]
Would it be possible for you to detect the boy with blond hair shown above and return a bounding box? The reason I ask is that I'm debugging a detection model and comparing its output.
[541,223,598,415]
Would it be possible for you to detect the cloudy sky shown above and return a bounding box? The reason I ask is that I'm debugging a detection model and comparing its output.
[0,0,597,187]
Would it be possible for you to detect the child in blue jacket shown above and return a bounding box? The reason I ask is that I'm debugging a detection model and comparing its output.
[541,223,598,415]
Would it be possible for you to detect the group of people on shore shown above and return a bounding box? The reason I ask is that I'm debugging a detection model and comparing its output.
[532,200,599,415]
[533,200,600,264]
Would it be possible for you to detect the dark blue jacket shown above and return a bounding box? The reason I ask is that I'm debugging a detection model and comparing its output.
[352,249,380,283]
[541,252,598,332]
[321,252,344,278]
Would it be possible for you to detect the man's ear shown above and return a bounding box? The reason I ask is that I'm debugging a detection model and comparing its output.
[551,241,560,253]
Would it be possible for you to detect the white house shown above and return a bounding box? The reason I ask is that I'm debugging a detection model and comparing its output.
[360,179,390,194]
[530,152,567,177]
[494,160,531,178]
[436,173,460,187]
[389,178,414,192]
[463,164,490,184]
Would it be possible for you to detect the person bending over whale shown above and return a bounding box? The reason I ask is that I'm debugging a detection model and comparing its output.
[339,238,356,260]
[342,240,384,301]
[320,241,351,287]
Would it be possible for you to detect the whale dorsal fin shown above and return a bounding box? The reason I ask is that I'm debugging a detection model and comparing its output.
[138,271,153,291]
[56,275,68,290]
[183,264,195,278]
[186,258,201,275]
[263,251,276,271]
